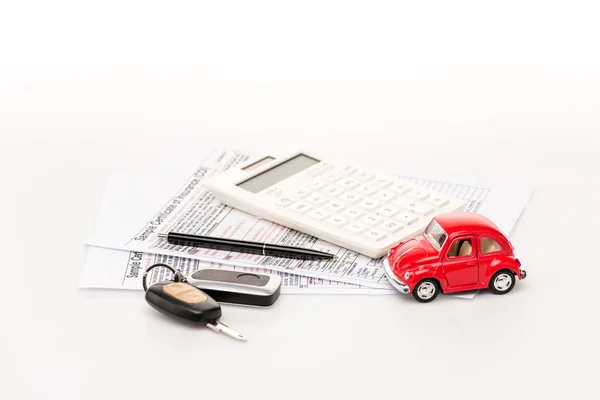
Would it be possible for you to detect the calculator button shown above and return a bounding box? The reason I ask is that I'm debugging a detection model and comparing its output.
[341,207,365,220]
[308,180,328,190]
[357,198,380,211]
[339,178,360,190]
[407,189,430,201]
[307,209,330,221]
[355,171,373,181]
[394,197,434,215]
[305,168,322,177]
[356,184,378,196]
[376,205,400,218]
[265,187,284,197]
[323,185,345,197]
[339,165,357,175]
[290,202,312,213]
[373,178,393,188]
[274,197,294,207]
[396,212,419,225]
[359,213,383,226]
[323,172,343,183]
[306,163,333,177]
[390,181,411,194]
[324,200,347,213]
[426,196,449,208]
[381,220,405,233]
[374,190,396,203]
[344,223,368,234]
[325,216,348,227]
[340,193,362,204]
[416,204,434,215]
[291,188,311,198]
[363,229,387,241]
[307,195,328,206]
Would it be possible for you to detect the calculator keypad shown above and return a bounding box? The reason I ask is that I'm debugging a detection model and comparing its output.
[355,171,373,181]
[373,178,393,188]
[427,196,449,207]
[274,196,294,207]
[374,190,396,203]
[323,172,343,183]
[325,216,348,227]
[377,205,400,218]
[292,188,311,198]
[307,195,328,206]
[358,199,380,211]
[394,196,434,215]
[324,200,347,213]
[381,221,404,233]
[340,193,362,204]
[290,202,311,213]
[359,214,384,226]
[309,181,327,190]
[363,229,387,241]
[308,209,330,220]
[356,184,379,196]
[323,185,345,197]
[345,223,367,234]
[339,178,361,190]
[267,160,466,258]
[396,212,418,225]
[341,207,365,219]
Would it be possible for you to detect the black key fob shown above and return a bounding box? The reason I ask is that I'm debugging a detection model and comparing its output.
[145,282,222,323]
[187,268,282,307]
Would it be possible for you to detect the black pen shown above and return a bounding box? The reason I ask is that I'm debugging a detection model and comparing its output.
[158,232,338,261]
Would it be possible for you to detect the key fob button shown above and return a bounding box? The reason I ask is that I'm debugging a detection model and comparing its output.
[146,282,222,322]
[163,282,207,303]
[236,273,262,285]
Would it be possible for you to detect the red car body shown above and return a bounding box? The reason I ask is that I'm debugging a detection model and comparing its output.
[383,212,526,302]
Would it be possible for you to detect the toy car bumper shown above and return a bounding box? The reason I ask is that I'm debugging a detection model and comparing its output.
[520,269,527,279]
[383,257,410,294]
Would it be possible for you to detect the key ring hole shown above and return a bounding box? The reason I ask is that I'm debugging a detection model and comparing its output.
[142,263,183,292]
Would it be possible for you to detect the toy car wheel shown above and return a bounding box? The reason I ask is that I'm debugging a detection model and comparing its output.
[489,270,516,295]
[412,279,440,303]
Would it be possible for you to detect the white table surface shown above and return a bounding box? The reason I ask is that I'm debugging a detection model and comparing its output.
[2,2,599,399]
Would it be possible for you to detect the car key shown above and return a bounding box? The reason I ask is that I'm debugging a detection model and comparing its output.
[142,263,247,341]
[186,268,282,307]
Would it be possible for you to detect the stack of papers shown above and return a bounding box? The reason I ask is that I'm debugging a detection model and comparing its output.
[80,148,531,299]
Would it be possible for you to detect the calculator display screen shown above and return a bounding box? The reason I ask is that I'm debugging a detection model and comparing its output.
[237,154,320,193]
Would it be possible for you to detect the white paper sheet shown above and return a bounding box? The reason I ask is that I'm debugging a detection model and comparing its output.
[79,246,400,295]
[85,148,531,289]
[80,246,478,298]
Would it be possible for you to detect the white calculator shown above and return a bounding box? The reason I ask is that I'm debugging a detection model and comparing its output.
[203,151,467,259]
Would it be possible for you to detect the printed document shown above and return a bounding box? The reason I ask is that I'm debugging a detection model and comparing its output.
[80,246,478,298]
[80,246,400,295]
[86,148,531,289]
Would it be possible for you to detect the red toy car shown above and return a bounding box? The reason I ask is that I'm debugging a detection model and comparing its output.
[383,212,526,302]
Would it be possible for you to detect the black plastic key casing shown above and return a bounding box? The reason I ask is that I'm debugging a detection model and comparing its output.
[145,282,222,323]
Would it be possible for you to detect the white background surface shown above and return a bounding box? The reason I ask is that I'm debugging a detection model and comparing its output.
[1,1,599,399]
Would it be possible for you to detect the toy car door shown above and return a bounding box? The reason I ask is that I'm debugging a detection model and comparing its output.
[442,235,479,286]
[478,235,506,275]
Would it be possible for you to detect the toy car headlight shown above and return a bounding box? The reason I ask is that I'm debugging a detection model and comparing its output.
[404,271,411,280]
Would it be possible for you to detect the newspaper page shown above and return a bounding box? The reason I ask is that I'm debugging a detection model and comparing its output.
[86,148,531,289]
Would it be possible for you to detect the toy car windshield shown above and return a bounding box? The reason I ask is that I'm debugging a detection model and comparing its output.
[423,219,447,251]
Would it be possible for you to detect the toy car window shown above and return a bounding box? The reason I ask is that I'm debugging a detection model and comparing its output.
[447,239,473,258]
[424,219,447,251]
[480,237,502,254]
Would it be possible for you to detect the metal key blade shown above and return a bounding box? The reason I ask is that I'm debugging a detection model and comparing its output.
[206,320,247,341]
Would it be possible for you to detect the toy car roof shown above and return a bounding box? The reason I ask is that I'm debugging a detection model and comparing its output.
[433,212,502,236]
